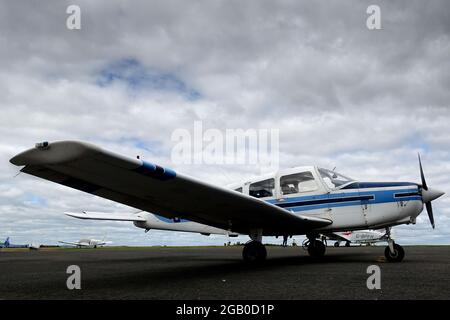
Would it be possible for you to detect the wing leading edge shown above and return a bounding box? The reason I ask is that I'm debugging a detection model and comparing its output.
[10,141,332,235]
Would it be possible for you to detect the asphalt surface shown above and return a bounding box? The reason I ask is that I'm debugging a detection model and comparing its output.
[0,245,449,299]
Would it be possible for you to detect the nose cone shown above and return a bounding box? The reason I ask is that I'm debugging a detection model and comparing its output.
[422,187,445,203]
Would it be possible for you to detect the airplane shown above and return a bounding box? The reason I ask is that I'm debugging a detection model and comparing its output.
[59,236,111,248]
[28,243,41,250]
[0,237,29,248]
[10,140,445,263]
[319,229,388,247]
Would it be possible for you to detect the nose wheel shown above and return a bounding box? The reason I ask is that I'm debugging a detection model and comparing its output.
[384,243,405,262]
[384,227,404,262]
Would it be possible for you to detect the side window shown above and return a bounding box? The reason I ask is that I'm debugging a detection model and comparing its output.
[249,178,275,198]
[235,187,243,193]
[280,172,318,195]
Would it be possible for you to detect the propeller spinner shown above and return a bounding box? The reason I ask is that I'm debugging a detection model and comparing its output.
[418,154,445,229]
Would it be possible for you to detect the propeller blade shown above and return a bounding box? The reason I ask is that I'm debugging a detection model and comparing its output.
[418,153,428,190]
[425,202,435,229]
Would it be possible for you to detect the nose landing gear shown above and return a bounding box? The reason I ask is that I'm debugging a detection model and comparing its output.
[384,243,405,262]
[384,227,405,262]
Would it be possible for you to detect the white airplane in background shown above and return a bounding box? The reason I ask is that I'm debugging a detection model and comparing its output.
[10,141,445,263]
[320,229,388,247]
[59,237,111,248]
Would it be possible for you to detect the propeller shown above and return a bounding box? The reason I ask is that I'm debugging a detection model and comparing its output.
[418,154,444,229]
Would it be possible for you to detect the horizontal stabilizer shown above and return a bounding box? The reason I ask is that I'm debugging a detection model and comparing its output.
[65,211,147,222]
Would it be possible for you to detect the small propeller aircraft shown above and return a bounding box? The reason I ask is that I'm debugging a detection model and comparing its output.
[0,237,40,249]
[58,236,111,248]
[319,229,389,247]
[0,237,28,248]
[10,141,445,263]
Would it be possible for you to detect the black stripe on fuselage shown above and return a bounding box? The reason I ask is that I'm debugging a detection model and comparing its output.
[276,195,374,208]
[394,192,420,198]
[343,182,418,189]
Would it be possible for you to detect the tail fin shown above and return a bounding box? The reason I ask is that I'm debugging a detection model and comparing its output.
[4,237,10,247]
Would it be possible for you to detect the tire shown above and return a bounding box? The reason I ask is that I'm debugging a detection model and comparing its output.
[384,244,405,262]
[334,242,340,247]
[307,240,326,258]
[345,241,350,247]
[243,241,267,262]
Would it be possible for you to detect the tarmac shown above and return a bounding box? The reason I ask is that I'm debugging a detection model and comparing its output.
[0,245,449,299]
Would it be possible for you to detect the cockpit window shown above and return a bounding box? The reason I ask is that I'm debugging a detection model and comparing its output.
[280,172,318,194]
[249,178,275,198]
[318,168,354,189]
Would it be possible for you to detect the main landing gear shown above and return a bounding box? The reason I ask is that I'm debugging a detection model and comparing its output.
[242,229,267,263]
[384,227,404,262]
[302,234,326,259]
[242,241,267,262]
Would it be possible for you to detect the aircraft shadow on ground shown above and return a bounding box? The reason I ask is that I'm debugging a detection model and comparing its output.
[81,252,385,291]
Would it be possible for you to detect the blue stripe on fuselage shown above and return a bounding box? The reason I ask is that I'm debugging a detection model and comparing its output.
[152,185,420,223]
[268,187,421,212]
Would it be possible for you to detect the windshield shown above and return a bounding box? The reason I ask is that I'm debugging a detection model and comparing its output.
[318,168,354,190]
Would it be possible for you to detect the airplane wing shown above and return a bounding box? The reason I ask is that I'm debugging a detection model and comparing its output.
[65,211,147,222]
[10,141,332,236]
[58,241,84,246]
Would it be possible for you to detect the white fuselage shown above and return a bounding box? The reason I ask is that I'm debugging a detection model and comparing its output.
[132,166,424,236]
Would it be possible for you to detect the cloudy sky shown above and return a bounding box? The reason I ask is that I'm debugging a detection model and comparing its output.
[0,0,449,246]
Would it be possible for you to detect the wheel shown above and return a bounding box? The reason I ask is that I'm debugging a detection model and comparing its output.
[307,240,326,258]
[334,242,340,247]
[242,241,267,262]
[345,241,350,247]
[302,239,310,250]
[384,243,405,262]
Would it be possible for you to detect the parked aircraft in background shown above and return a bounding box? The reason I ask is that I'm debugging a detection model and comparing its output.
[28,243,41,250]
[11,141,445,263]
[59,237,111,248]
[0,237,29,248]
[320,229,388,247]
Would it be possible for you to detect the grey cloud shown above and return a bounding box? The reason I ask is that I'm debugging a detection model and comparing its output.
[0,0,449,245]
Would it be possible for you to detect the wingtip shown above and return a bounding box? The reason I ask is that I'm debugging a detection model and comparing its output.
[9,141,101,167]
[64,212,85,219]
